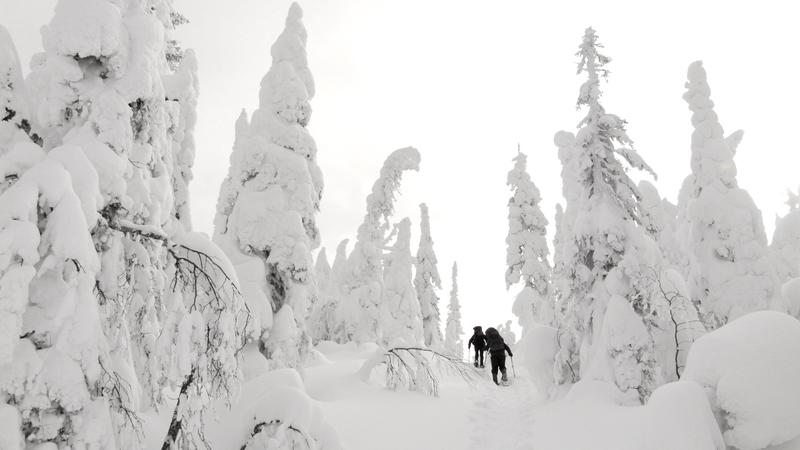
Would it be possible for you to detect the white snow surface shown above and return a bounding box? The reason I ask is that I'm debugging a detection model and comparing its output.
[682,311,800,450]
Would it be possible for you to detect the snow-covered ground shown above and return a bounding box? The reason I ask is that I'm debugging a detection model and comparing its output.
[184,310,800,450]
[305,343,472,450]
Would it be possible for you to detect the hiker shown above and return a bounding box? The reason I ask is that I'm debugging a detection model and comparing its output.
[485,327,513,385]
[467,326,487,368]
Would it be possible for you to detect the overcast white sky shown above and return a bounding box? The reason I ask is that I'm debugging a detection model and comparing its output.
[3,0,799,343]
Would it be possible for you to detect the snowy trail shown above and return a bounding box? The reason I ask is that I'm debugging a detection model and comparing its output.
[468,372,541,450]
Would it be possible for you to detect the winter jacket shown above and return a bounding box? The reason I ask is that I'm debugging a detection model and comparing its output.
[468,326,487,350]
[485,327,513,356]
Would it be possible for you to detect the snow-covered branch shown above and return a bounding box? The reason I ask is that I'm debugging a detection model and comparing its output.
[361,347,482,397]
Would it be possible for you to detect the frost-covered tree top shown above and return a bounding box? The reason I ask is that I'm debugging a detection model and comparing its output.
[677,61,779,328]
[574,28,655,221]
[679,61,743,200]
[342,146,420,344]
[444,262,464,358]
[414,203,444,348]
[357,147,421,245]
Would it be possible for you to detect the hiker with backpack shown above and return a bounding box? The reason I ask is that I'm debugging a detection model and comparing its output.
[485,327,513,385]
[467,326,487,368]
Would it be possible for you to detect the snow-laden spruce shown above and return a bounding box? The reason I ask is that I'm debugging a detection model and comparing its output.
[444,262,464,358]
[0,1,249,448]
[308,240,351,344]
[340,147,420,344]
[677,61,780,329]
[213,2,321,369]
[506,149,553,331]
[308,247,332,343]
[414,203,444,348]
[0,145,111,448]
[553,28,664,402]
[382,218,424,347]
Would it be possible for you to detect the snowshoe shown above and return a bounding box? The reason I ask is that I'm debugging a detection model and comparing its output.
[474,362,479,368]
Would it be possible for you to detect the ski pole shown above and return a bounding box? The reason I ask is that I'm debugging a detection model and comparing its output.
[511,356,516,378]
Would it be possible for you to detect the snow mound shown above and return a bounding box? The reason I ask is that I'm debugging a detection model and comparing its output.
[644,381,724,450]
[207,368,341,449]
[534,379,724,450]
[683,311,800,450]
[781,277,800,318]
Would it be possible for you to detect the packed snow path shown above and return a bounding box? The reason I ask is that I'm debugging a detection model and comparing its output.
[469,371,541,450]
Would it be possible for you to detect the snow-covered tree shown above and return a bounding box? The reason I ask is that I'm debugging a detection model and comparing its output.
[638,180,684,270]
[316,248,332,292]
[381,218,423,347]
[444,262,464,358]
[1,1,247,448]
[677,61,780,329]
[0,145,115,448]
[553,28,663,402]
[414,203,444,348]
[326,238,355,343]
[771,189,800,283]
[308,247,331,343]
[213,2,320,369]
[340,147,420,344]
[496,320,517,345]
[506,149,553,331]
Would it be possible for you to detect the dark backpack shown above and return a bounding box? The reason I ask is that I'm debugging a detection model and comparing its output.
[486,332,505,352]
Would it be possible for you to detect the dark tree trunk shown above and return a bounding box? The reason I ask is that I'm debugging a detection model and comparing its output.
[161,369,195,450]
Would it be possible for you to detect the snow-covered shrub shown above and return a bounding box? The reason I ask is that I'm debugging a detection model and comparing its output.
[359,347,480,397]
[414,203,444,349]
[682,311,800,450]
